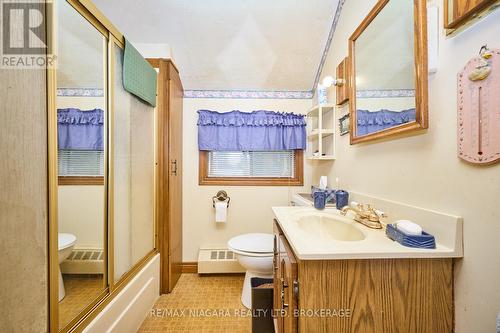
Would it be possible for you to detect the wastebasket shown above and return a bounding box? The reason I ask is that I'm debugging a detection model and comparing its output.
[251,277,274,333]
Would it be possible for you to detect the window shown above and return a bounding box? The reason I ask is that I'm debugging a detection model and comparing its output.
[199,150,303,186]
[58,149,104,185]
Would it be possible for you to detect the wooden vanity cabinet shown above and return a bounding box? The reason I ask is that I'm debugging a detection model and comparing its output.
[272,220,454,333]
[273,221,298,333]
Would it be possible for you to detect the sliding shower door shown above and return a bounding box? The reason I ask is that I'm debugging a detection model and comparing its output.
[55,0,108,331]
[49,2,158,332]
[110,41,156,283]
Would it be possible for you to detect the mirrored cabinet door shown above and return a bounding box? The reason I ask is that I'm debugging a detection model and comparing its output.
[349,0,428,144]
[56,0,107,330]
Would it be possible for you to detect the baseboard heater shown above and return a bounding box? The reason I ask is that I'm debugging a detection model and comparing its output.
[61,248,104,274]
[197,248,245,274]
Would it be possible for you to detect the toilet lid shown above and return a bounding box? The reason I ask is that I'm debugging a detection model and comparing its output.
[228,233,274,254]
[59,233,76,251]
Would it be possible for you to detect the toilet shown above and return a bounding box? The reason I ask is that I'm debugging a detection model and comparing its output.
[228,233,274,309]
[58,233,77,301]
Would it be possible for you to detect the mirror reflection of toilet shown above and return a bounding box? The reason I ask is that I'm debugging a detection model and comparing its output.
[58,233,76,301]
[228,233,274,308]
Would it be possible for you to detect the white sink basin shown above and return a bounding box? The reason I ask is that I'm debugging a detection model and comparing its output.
[294,213,366,242]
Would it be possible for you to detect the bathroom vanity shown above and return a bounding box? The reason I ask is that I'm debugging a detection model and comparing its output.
[272,207,462,333]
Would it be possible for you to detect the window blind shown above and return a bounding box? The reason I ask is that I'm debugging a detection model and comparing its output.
[208,151,295,178]
[58,150,104,176]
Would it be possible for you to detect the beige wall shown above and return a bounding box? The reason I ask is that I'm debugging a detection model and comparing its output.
[182,98,313,261]
[314,1,500,332]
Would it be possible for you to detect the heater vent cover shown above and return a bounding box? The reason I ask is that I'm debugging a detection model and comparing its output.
[61,248,104,274]
[198,248,244,274]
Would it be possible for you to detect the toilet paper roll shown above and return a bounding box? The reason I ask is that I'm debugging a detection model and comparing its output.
[215,201,227,223]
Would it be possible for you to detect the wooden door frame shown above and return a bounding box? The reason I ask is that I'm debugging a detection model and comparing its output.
[147,58,170,294]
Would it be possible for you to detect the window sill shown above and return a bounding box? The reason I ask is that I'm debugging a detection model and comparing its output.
[199,177,303,186]
[198,150,304,186]
[58,176,104,186]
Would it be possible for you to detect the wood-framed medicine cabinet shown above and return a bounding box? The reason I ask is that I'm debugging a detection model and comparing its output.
[348,0,429,144]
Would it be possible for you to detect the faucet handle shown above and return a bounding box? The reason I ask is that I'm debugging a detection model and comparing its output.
[374,209,387,218]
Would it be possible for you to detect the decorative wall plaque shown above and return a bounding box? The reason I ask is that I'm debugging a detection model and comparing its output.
[458,47,500,165]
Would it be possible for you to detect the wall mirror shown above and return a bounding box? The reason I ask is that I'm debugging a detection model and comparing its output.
[348,0,428,144]
[56,0,107,330]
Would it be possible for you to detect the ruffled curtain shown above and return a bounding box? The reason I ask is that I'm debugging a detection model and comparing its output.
[356,109,416,136]
[58,108,104,150]
[197,110,306,151]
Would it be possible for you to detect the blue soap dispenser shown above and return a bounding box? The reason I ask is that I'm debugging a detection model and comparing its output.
[335,190,349,210]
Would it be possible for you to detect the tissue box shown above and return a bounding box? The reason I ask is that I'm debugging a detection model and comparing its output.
[311,186,336,203]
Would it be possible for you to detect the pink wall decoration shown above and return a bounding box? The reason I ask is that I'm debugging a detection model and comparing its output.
[458,47,500,165]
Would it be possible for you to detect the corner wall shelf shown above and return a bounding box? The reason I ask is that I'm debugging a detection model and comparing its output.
[306,104,337,161]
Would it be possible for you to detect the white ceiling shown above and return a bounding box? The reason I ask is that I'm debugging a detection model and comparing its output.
[93,0,340,91]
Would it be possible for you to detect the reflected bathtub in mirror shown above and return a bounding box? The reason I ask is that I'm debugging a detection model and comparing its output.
[348,0,428,144]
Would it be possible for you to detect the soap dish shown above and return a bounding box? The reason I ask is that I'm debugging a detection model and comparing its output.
[386,224,436,249]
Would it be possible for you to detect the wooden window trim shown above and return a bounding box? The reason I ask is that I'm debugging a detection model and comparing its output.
[58,176,104,186]
[198,150,304,186]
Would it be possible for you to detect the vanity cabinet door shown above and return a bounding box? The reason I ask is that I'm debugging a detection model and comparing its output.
[279,235,298,333]
[273,220,284,332]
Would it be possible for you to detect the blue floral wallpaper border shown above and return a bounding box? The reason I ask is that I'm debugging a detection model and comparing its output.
[57,88,104,97]
[311,0,346,93]
[184,90,314,99]
[356,89,416,98]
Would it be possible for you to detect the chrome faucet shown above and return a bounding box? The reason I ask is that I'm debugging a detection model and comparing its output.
[340,202,387,229]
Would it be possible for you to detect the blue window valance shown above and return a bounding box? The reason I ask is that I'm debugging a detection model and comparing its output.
[356,108,416,136]
[58,108,104,150]
[197,110,306,151]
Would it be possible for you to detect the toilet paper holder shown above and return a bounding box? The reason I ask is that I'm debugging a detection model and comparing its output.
[212,190,230,207]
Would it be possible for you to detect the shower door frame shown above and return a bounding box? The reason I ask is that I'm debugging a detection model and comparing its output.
[47,1,159,332]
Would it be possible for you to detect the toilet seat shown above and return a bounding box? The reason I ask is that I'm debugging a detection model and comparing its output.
[228,233,274,257]
[58,233,76,251]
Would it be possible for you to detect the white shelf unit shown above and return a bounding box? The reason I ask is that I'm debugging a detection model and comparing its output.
[306,104,336,160]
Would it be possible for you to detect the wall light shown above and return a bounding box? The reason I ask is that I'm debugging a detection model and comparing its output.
[322,75,345,87]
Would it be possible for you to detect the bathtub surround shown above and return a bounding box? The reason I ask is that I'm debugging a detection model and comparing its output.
[313,1,500,332]
[83,254,160,333]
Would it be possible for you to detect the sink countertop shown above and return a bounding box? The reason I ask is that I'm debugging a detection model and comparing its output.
[272,206,464,260]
